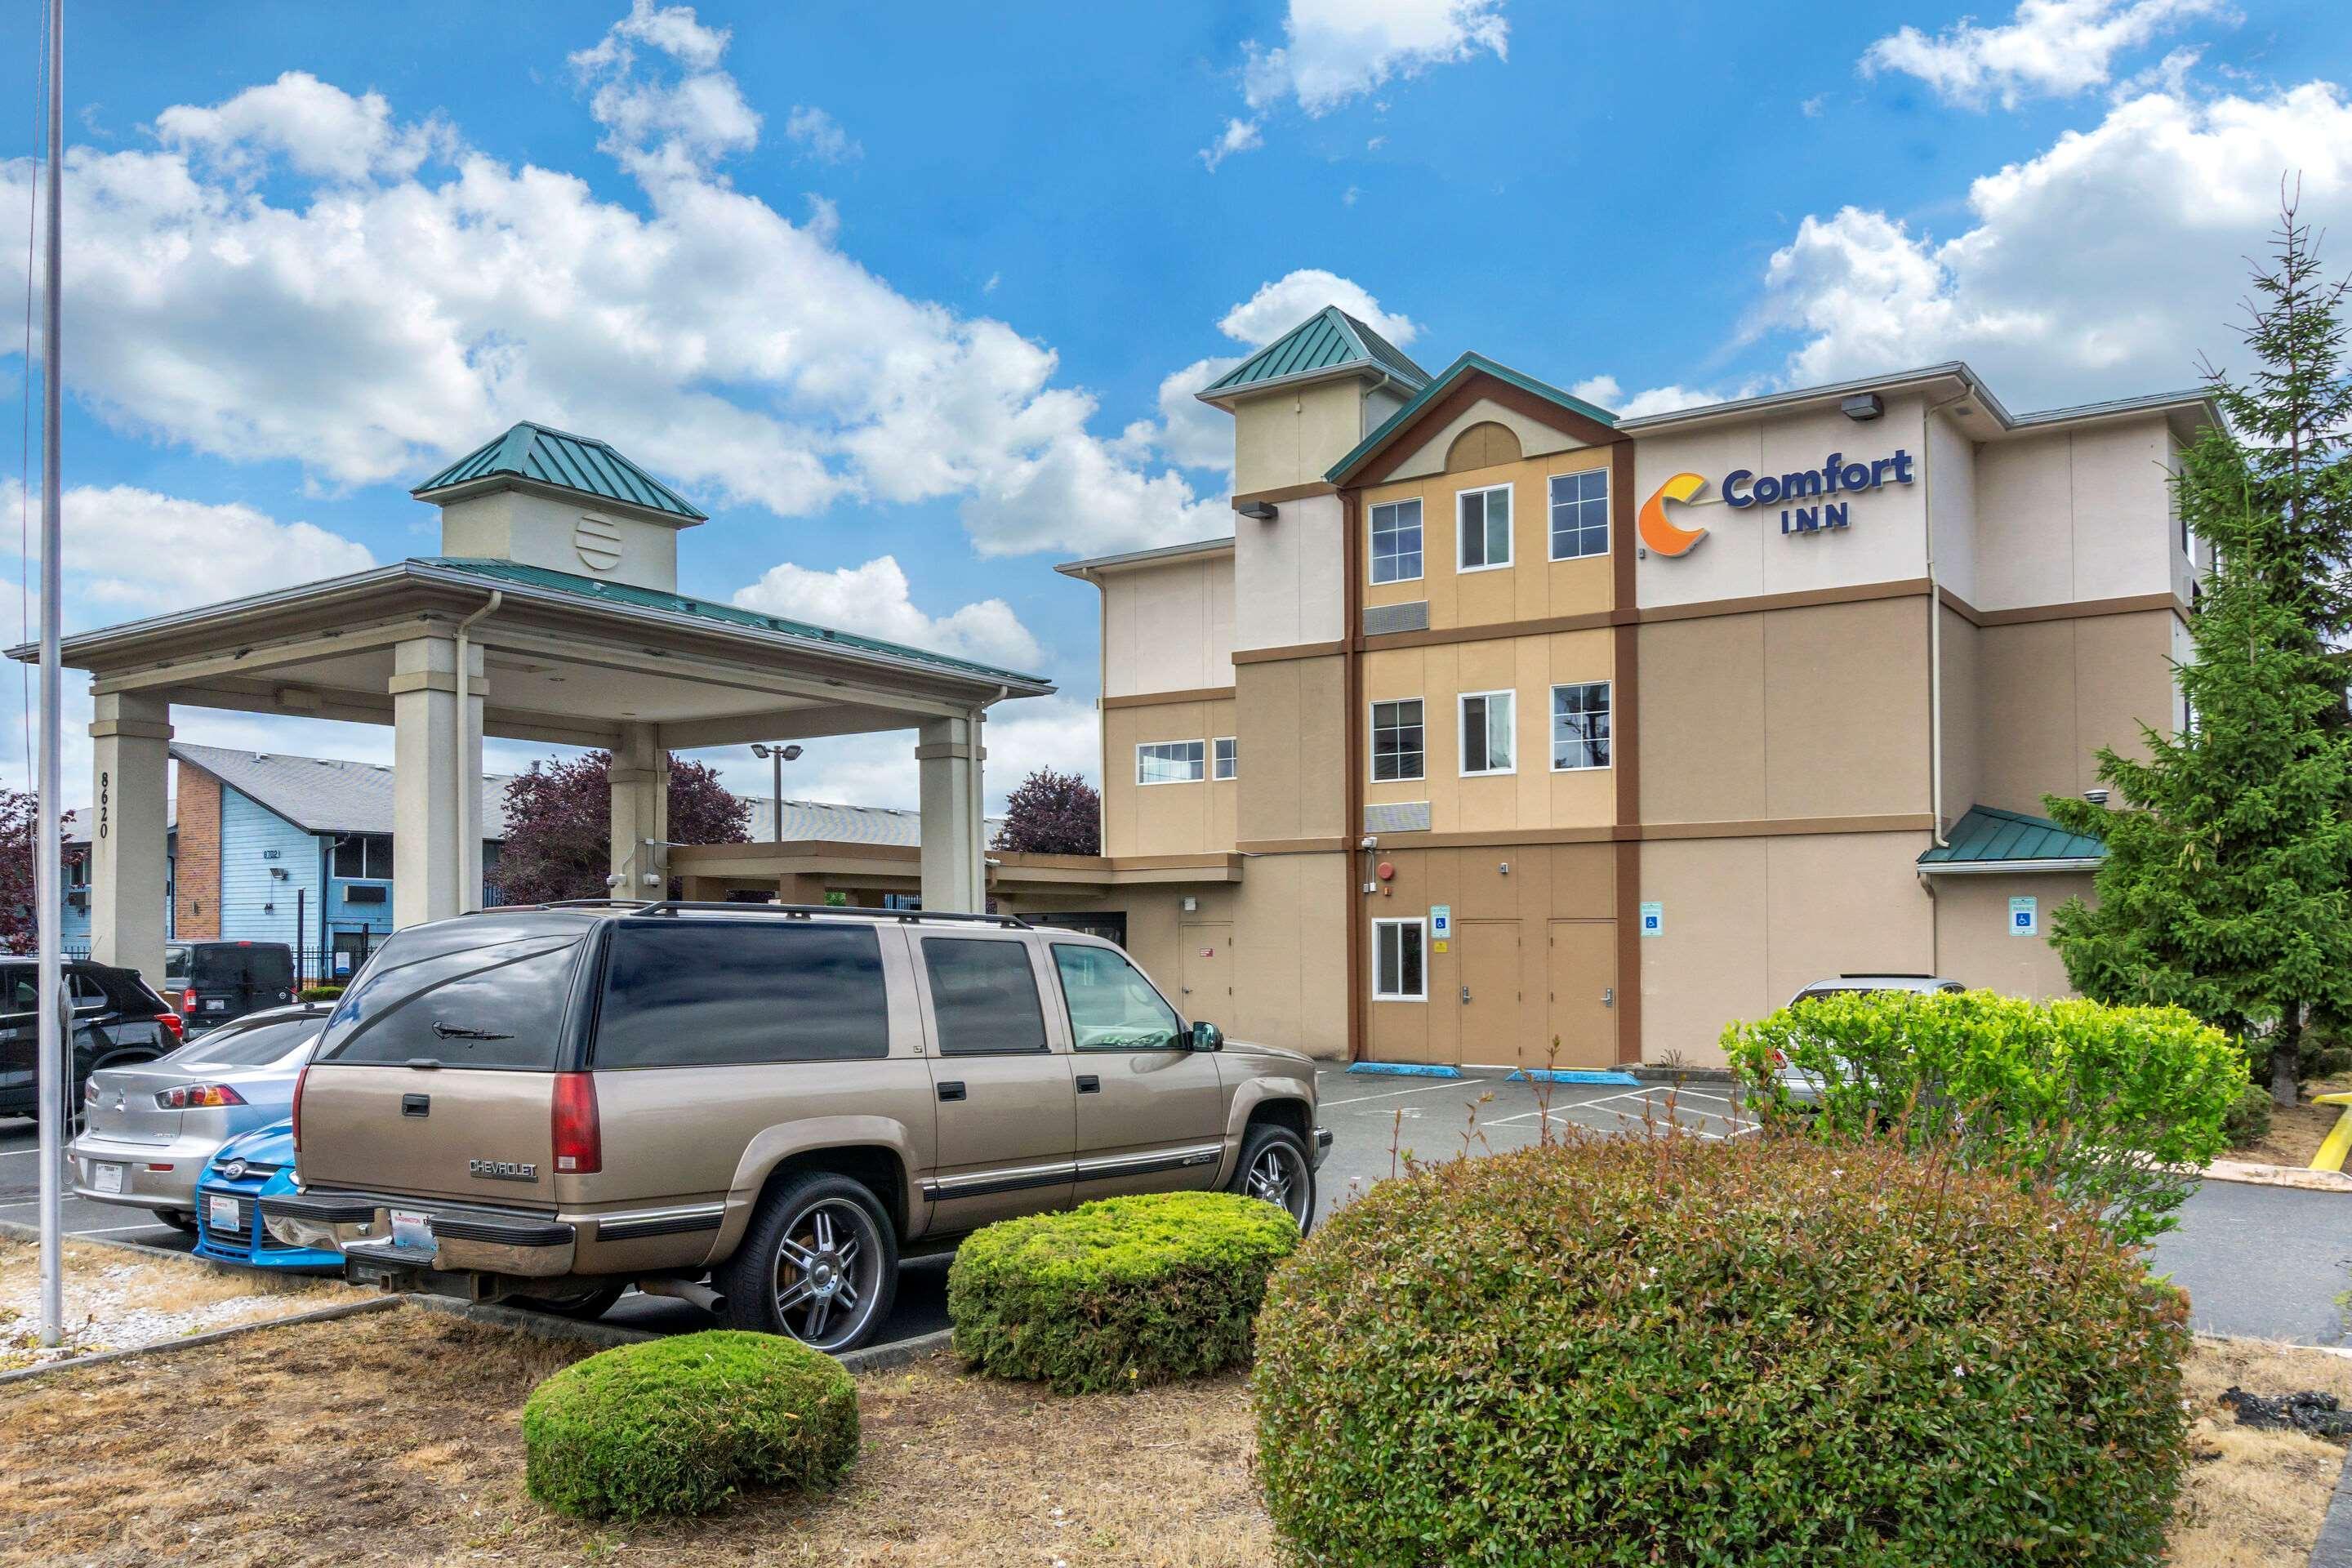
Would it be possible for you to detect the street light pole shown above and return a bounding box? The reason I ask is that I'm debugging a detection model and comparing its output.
[749,743,801,843]
[35,0,66,1349]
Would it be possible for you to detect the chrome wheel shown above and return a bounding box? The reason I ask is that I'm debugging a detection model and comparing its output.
[770,1197,881,1352]
[1244,1142,1312,1226]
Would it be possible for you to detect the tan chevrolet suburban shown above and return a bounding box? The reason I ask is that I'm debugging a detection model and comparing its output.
[263,902,1328,1352]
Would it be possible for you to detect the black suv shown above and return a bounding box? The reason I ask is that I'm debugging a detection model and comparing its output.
[0,959,180,1120]
[164,941,296,1033]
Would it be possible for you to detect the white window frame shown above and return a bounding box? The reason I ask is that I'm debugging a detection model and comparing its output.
[1549,680,1612,772]
[1369,697,1427,783]
[1372,918,1428,1002]
[1212,737,1237,780]
[1369,497,1424,586]
[1135,740,1205,786]
[1459,689,1517,777]
[1548,469,1610,562]
[1456,483,1514,573]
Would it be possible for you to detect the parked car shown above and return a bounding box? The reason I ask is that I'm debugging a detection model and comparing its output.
[0,957,181,1124]
[265,903,1330,1352]
[69,1003,335,1231]
[163,941,296,1034]
[192,1118,340,1270]
[1762,973,1967,1107]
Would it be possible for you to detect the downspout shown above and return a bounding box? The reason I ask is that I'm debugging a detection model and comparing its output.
[1342,488,1366,1064]
[453,591,502,913]
[1922,393,1971,852]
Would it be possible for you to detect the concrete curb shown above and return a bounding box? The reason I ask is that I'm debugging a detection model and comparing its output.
[838,1326,953,1375]
[0,1294,400,1388]
[2314,1444,2352,1568]
[2203,1160,2352,1194]
[399,1291,661,1349]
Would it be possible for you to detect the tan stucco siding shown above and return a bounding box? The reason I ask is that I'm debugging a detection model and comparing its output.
[1637,597,1930,826]
[1973,609,2176,817]
[1102,699,1240,857]
[1931,874,2093,1001]
[1361,630,1617,834]
[1233,381,1370,496]
[1098,554,1236,699]
[1233,491,1344,651]
[1971,416,2181,612]
[1231,853,1351,1058]
[1236,655,1347,842]
[1937,605,1980,831]
[1382,395,1592,484]
[1637,832,1937,1067]
[1361,445,1616,631]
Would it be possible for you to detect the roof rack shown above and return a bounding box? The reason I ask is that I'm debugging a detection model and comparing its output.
[629,901,1030,930]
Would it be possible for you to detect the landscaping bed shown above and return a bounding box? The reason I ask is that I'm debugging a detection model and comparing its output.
[0,1236,362,1372]
[0,1303,2340,1566]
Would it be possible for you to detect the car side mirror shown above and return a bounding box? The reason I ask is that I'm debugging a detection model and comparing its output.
[1189,1021,1223,1053]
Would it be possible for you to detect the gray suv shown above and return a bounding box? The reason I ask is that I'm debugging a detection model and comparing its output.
[266,902,1329,1352]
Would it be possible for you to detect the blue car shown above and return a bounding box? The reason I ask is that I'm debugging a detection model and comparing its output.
[192,1119,341,1271]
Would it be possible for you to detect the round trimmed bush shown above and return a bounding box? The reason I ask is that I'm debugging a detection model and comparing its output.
[948,1190,1298,1394]
[1253,1136,2190,1567]
[522,1330,858,1521]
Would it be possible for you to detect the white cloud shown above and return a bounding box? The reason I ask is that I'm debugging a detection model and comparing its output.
[785,105,861,165]
[1566,375,1717,420]
[1198,117,1263,172]
[1799,94,1827,118]
[1119,355,1245,475]
[1242,0,1508,116]
[1748,82,2352,407]
[1862,0,2233,109]
[731,555,1044,672]
[0,480,376,617]
[1217,268,1419,348]
[0,15,1227,563]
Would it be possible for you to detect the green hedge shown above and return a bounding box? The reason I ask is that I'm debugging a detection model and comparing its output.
[948,1191,1298,1394]
[296,984,345,1002]
[522,1331,858,1521]
[1723,989,2243,1245]
[1253,1136,2190,1568]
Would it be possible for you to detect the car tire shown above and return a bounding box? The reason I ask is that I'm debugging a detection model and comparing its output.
[721,1171,898,1354]
[508,1282,626,1321]
[1228,1123,1316,1236]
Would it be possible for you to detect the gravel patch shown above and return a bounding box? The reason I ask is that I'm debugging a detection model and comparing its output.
[0,1237,357,1372]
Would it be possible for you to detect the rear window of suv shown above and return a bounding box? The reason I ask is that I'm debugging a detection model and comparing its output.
[592,920,889,1068]
[316,918,591,1070]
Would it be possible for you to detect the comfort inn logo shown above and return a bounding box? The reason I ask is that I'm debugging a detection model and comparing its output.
[1637,471,1709,557]
[1639,449,1915,559]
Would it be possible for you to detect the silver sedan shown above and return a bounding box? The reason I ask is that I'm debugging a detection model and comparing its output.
[67,1004,335,1230]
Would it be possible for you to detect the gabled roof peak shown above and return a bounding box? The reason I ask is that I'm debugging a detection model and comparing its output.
[412,421,708,523]
[1197,306,1432,405]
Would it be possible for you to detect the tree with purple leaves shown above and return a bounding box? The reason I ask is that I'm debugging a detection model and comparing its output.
[991,768,1100,856]
[497,753,750,906]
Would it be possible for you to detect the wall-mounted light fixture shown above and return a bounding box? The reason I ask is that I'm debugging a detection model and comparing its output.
[1236,501,1278,522]
[1840,392,1884,421]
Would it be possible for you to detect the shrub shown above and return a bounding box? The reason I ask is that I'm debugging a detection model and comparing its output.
[948,1191,1297,1394]
[522,1330,858,1521]
[2222,1080,2274,1147]
[1723,989,2243,1245]
[1253,1135,2191,1568]
[296,984,344,1002]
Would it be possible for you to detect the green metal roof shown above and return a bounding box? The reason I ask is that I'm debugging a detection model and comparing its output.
[416,557,1050,688]
[413,422,708,522]
[1324,352,1620,483]
[1917,804,2106,869]
[1199,307,1431,402]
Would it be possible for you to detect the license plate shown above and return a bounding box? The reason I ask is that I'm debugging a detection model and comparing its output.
[91,1162,124,1195]
[207,1195,241,1232]
[389,1208,434,1254]
[203,999,225,1012]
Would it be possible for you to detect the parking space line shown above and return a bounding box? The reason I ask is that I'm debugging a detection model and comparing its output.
[1324,1080,1499,1107]
[70,1223,176,1236]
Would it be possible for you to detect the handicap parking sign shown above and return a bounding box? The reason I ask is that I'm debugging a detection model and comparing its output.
[1640,901,1663,937]
[2008,896,2038,937]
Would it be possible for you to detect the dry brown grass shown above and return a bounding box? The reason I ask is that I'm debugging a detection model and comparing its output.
[2235,1098,2351,1169]
[0,1308,2340,1567]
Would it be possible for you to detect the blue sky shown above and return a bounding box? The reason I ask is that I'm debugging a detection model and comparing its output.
[1,0,2347,811]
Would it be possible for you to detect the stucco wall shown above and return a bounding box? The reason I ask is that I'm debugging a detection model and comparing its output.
[1234,656,1347,843]
[1101,699,1240,857]
[1360,439,1616,632]
[1098,553,1236,699]
[1233,492,1343,651]
[1931,873,2093,1000]
[1973,609,2176,817]
[439,487,684,593]
[1971,416,2180,612]
[1232,380,1370,496]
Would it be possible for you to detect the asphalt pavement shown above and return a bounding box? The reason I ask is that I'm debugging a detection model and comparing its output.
[7,1067,2346,1351]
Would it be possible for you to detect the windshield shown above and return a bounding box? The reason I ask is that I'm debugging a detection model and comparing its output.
[315,914,594,1070]
[162,1017,321,1069]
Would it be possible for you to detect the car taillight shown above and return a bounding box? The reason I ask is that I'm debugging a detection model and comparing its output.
[82,1076,99,1102]
[291,1065,307,1152]
[155,1011,184,1041]
[1770,1049,1789,1070]
[551,1071,601,1175]
[155,1084,247,1109]
[180,991,198,1013]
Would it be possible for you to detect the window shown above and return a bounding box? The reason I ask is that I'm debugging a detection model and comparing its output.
[1370,498,1423,584]
[1370,699,1426,782]
[1213,737,1237,780]
[69,973,109,1011]
[1136,741,1205,785]
[595,921,889,1068]
[163,1017,319,1068]
[1548,470,1610,561]
[1458,484,1512,571]
[1459,690,1515,776]
[1053,942,1183,1051]
[1373,920,1426,1001]
[1551,681,1612,771]
[333,834,394,880]
[924,937,1049,1055]
[324,933,583,1070]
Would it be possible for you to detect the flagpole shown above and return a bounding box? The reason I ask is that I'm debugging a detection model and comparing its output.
[35,0,65,1349]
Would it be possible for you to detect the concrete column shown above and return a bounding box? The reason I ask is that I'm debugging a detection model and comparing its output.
[609,723,670,898]
[390,637,482,928]
[917,713,985,912]
[87,691,172,982]
[776,871,829,905]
